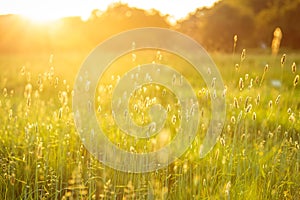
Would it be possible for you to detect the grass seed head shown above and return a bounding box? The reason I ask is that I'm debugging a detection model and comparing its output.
[245,104,252,113]
[275,95,281,105]
[252,112,256,121]
[241,49,246,61]
[244,96,250,109]
[24,83,32,98]
[264,64,269,72]
[234,35,238,43]
[234,97,239,109]
[239,78,244,90]
[248,78,253,89]
[235,63,239,71]
[281,54,286,66]
[20,66,25,76]
[288,113,295,123]
[294,75,299,86]
[292,62,296,73]
[3,88,7,97]
[268,100,273,109]
[231,116,236,124]
[256,94,260,105]
[8,109,13,120]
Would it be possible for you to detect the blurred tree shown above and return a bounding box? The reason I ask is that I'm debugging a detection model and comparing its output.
[177,0,300,51]
[1,1,300,53]
[86,3,170,45]
[177,1,254,52]
[255,0,300,49]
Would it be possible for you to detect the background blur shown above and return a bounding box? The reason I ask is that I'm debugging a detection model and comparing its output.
[1,0,300,54]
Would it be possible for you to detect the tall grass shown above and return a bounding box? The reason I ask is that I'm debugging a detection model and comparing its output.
[0,50,299,199]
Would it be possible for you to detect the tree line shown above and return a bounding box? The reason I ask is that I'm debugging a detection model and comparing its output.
[1,0,300,53]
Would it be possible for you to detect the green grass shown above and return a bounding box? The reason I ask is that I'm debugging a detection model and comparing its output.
[0,50,299,199]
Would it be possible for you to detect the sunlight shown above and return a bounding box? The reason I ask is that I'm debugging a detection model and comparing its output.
[1,0,220,24]
[11,0,94,23]
[21,11,60,24]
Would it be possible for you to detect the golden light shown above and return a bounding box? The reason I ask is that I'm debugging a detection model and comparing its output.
[6,0,94,23]
[20,11,61,24]
[1,0,219,24]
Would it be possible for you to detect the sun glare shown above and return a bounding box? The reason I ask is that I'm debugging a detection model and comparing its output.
[2,0,219,24]
[21,12,61,24]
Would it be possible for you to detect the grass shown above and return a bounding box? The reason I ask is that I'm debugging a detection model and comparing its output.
[0,49,299,199]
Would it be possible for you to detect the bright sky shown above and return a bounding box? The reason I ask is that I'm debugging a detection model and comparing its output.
[0,0,218,22]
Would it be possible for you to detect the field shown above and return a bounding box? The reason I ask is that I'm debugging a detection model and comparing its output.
[0,49,299,199]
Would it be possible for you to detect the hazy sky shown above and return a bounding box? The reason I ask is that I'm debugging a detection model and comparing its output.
[0,0,218,21]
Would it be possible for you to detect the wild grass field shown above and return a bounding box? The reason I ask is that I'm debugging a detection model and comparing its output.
[0,49,299,200]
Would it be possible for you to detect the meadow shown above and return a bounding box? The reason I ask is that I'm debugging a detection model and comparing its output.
[0,49,299,199]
